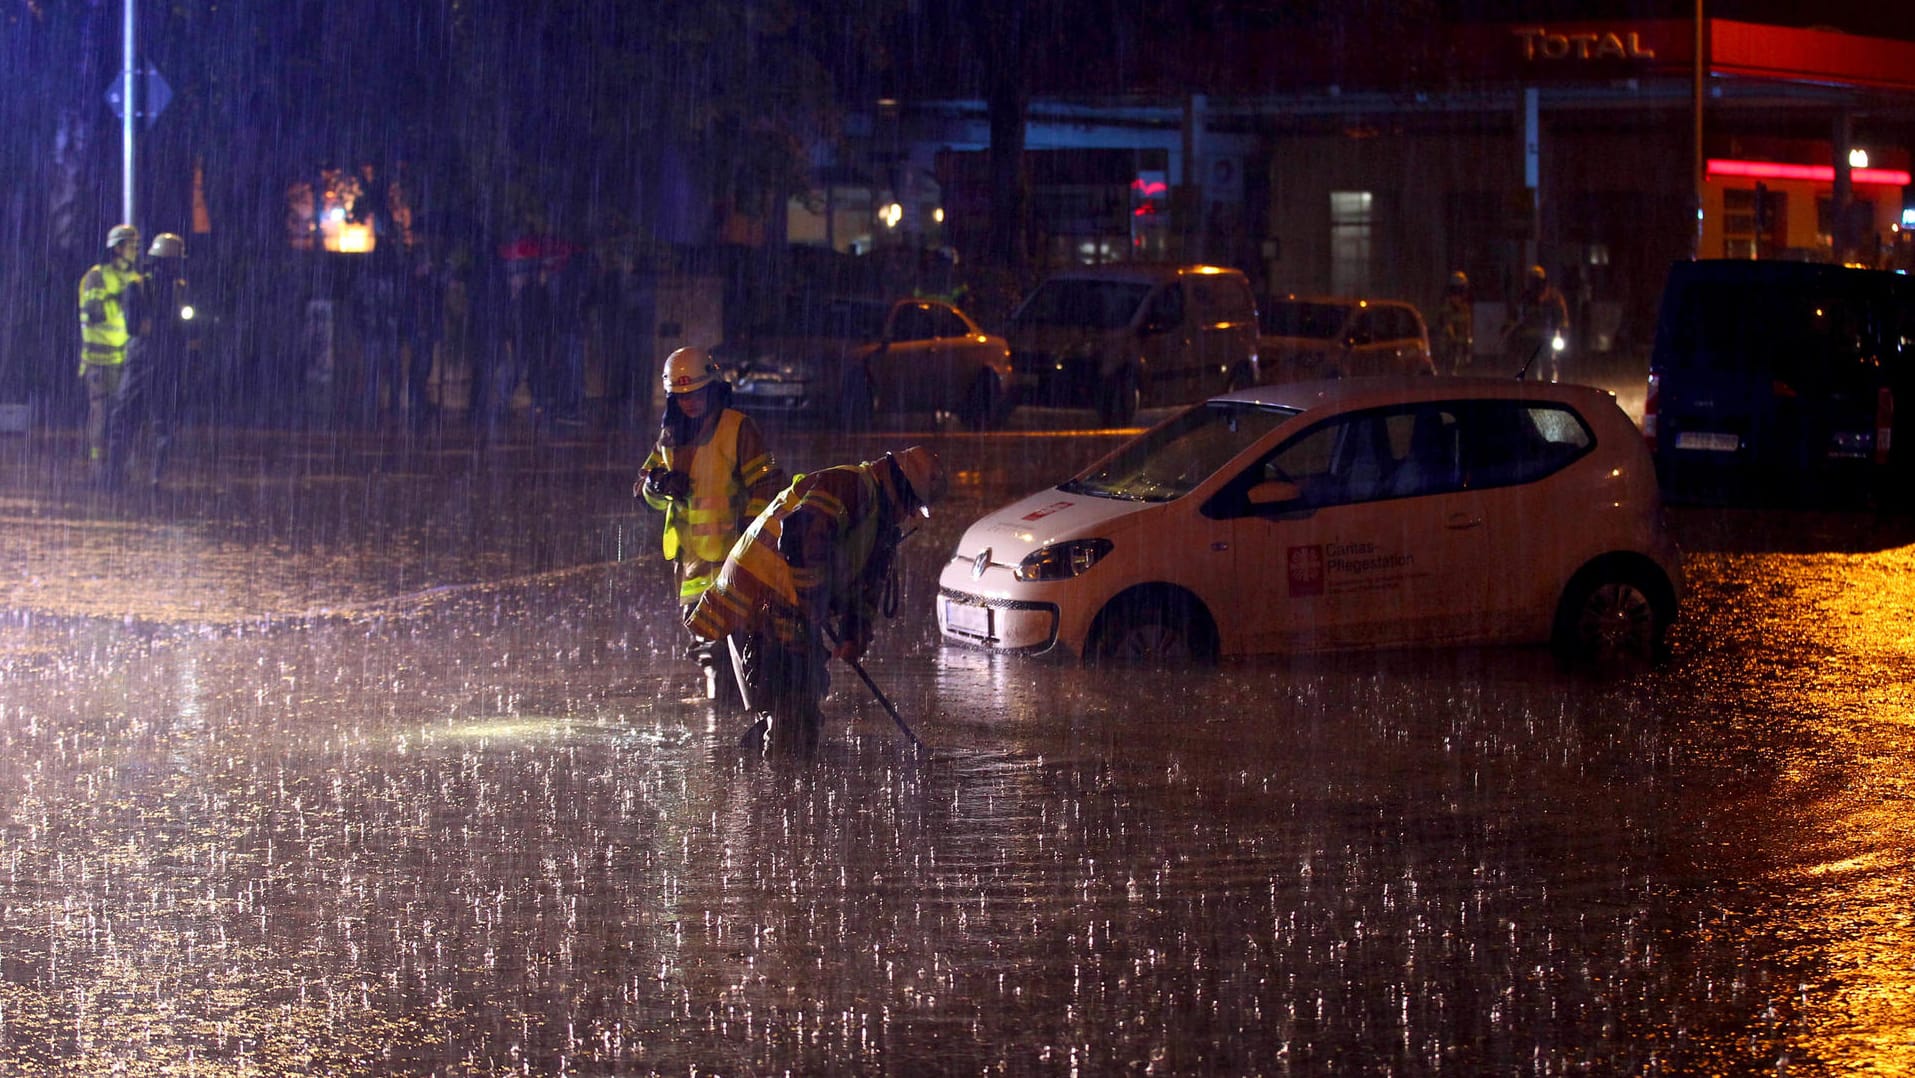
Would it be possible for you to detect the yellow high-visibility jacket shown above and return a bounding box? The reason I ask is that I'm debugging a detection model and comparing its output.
[78,259,141,369]
[641,408,786,564]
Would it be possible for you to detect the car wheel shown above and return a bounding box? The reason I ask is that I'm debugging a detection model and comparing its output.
[1095,367,1140,427]
[1551,561,1673,664]
[839,368,874,430]
[957,371,1004,430]
[1089,591,1216,664]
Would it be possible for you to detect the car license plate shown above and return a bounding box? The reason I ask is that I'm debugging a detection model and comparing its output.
[1674,431,1739,452]
[944,599,991,638]
[741,381,806,398]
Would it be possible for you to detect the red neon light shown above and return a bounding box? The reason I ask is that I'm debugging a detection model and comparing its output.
[1706,158,1911,186]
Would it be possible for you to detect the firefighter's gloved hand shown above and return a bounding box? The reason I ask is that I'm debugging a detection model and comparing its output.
[831,615,870,662]
[642,467,691,501]
[831,634,866,662]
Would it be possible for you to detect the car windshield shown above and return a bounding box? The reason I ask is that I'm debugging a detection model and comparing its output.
[1060,401,1301,502]
[1666,283,1891,394]
[1258,300,1349,339]
[1010,279,1153,330]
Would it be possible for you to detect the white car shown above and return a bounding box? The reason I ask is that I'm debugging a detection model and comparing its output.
[937,377,1682,662]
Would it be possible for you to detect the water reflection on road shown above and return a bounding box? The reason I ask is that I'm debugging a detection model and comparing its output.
[0,424,1911,1073]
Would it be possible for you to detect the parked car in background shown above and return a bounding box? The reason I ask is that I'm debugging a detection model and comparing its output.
[1255,296,1435,384]
[719,296,1015,429]
[1006,263,1259,426]
[937,377,1680,664]
[1644,259,1913,506]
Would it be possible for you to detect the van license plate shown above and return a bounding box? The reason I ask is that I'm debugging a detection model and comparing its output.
[1674,431,1740,452]
[945,600,991,638]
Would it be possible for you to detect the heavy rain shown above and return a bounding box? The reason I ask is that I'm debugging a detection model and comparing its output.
[4,1,1915,1075]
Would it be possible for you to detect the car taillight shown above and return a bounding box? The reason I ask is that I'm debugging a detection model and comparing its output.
[1642,372,1660,452]
[1878,386,1895,466]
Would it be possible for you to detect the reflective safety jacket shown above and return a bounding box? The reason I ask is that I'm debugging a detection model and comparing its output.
[685,462,898,647]
[641,407,785,573]
[78,258,141,369]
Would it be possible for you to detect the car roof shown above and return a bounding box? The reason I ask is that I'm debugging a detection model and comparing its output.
[1211,375,1622,414]
[1266,295,1415,309]
[1039,263,1244,284]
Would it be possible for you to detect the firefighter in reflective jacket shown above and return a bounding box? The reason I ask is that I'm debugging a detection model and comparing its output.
[77,224,144,481]
[685,445,947,752]
[636,346,787,704]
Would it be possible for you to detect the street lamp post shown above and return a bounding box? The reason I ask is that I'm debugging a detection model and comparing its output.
[122,0,136,227]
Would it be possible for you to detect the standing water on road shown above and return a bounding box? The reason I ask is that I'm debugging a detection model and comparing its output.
[0,423,1911,1073]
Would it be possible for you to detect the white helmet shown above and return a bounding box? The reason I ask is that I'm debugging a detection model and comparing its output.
[662,347,720,395]
[888,445,947,516]
[148,232,184,259]
[106,224,139,250]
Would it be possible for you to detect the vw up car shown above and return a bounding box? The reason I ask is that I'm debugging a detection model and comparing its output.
[937,377,1681,663]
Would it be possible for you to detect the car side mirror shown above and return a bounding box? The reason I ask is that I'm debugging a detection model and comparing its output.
[1247,478,1301,508]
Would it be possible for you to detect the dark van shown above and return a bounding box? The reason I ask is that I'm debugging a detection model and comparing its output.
[1644,260,1912,505]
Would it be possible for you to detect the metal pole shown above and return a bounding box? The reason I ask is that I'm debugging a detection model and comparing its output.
[122,0,136,227]
[1692,0,1705,258]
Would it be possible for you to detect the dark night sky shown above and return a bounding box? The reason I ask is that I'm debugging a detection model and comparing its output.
[1447,1,1915,41]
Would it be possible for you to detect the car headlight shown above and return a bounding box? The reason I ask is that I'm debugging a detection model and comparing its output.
[1014,538,1113,582]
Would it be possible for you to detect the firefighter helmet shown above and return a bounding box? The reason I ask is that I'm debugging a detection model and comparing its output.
[106,224,140,250]
[661,347,720,395]
[148,233,184,259]
[888,445,947,516]
[1448,270,1469,290]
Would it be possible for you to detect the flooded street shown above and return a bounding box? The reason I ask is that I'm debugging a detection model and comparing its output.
[2,415,1913,1074]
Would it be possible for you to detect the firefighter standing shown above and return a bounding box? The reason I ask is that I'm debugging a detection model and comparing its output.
[1434,271,1473,375]
[124,232,193,486]
[636,347,787,705]
[1500,264,1570,381]
[684,445,947,753]
[77,224,144,483]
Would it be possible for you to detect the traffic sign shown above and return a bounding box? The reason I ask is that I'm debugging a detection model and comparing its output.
[104,65,172,128]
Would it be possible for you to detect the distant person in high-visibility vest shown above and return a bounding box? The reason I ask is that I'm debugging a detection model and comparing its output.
[1434,270,1473,375]
[77,224,144,484]
[636,347,787,706]
[685,445,947,754]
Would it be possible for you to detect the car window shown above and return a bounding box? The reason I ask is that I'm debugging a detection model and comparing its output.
[1458,401,1594,489]
[1383,406,1463,497]
[929,306,972,339]
[1347,310,1378,345]
[1010,279,1153,330]
[1147,283,1185,327]
[1226,402,1510,511]
[1189,277,1248,322]
[891,304,938,342]
[1666,283,1888,392]
[1253,411,1395,507]
[1259,300,1349,339]
[1061,400,1298,502]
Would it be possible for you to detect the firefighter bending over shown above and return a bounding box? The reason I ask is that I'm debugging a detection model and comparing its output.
[684,446,947,752]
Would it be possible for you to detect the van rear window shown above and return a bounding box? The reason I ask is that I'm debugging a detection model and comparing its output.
[1666,283,1888,391]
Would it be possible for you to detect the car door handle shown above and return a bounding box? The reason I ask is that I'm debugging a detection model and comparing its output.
[1445,512,1483,530]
